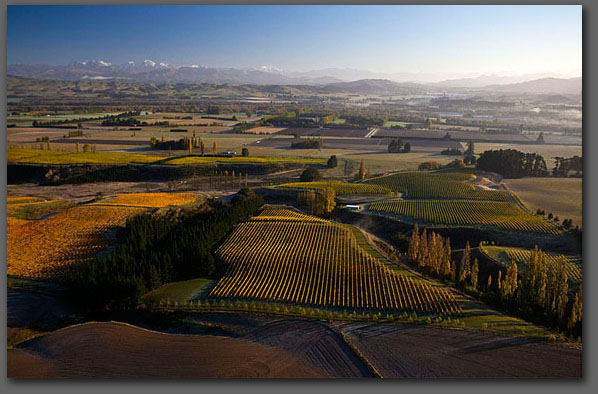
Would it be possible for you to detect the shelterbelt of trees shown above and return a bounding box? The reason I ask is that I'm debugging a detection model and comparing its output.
[68,188,263,310]
[404,224,582,339]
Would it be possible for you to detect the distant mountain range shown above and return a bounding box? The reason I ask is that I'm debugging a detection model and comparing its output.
[6,60,582,95]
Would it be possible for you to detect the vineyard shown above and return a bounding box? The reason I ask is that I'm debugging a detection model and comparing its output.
[368,200,560,235]
[278,181,392,195]
[92,192,200,208]
[367,170,508,201]
[7,205,144,280]
[480,245,582,283]
[210,207,461,314]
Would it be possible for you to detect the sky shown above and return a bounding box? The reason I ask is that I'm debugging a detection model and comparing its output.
[7,5,582,77]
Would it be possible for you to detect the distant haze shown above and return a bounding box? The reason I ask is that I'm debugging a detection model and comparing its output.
[7,5,581,80]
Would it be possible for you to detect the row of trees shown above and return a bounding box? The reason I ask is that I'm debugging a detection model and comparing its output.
[553,156,582,177]
[406,224,478,289]
[404,225,581,338]
[476,149,548,178]
[297,187,336,216]
[387,139,411,153]
[291,138,322,149]
[493,247,581,338]
[68,189,263,310]
[150,136,223,156]
[477,149,582,178]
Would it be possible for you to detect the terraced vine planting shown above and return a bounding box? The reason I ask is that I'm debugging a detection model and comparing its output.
[481,245,582,282]
[278,181,391,195]
[210,207,461,314]
[367,170,508,201]
[7,205,144,280]
[368,200,560,234]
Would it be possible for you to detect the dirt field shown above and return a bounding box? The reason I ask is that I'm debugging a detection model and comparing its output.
[505,177,582,227]
[8,321,370,378]
[278,127,372,138]
[8,316,582,378]
[341,323,581,378]
[252,136,463,152]
[372,128,534,143]
[7,182,170,201]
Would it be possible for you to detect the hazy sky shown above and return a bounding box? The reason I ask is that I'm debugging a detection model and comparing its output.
[7,5,582,77]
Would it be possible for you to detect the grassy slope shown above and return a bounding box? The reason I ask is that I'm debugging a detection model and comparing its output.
[142,278,213,305]
[7,200,76,220]
[504,177,582,227]
[348,225,556,339]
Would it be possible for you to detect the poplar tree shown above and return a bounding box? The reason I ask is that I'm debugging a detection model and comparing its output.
[407,223,420,262]
[501,261,518,301]
[359,160,366,180]
[471,258,479,289]
[568,285,582,333]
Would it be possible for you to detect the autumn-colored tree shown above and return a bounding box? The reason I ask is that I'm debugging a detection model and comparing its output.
[501,261,518,301]
[317,187,336,216]
[200,140,205,155]
[359,160,366,180]
[457,241,471,287]
[188,139,193,155]
[417,229,428,269]
[497,271,502,290]
[213,141,218,154]
[407,223,420,262]
[471,258,479,289]
[568,285,582,333]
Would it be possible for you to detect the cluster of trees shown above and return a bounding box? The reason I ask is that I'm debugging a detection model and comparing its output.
[206,105,220,115]
[327,155,338,168]
[418,161,442,171]
[440,147,462,156]
[291,138,322,149]
[476,149,548,178]
[150,136,207,153]
[463,142,476,164]
[68,189,263,310]
[269,116,318,128]
[406,224,479,289]
[102,116,141,127]
[232,114,278,133]
[418,159,465,171]
[489,246,582,338]
[553,156,582,177]
[31,113,126,128]
[32,120,78,129]
[64,130,84,138]
[300,167,321,182]
[387,139,411,153]
[297,187,336,217]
